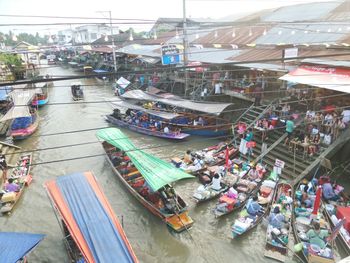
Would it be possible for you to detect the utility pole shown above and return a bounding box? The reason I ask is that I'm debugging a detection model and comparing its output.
[108,11,118,75]
[183,0,189,97]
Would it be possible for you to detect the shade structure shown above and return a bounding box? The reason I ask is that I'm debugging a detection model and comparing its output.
[0,232,45,263]
[279,65,350,94]
[121,89,232,115]
[45,171,138,263]
[0,89,36,121]
[96,128,194,191]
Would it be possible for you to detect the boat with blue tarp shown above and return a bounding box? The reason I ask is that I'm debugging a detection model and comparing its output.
[45,171,138,263]
[0,89,39,140]
[32,82,49,106]
[0,232,45,263]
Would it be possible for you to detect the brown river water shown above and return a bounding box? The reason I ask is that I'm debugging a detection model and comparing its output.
[0,66,295,263]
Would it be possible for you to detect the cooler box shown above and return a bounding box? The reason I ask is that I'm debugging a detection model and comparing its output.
[337,207,350,232]
[171,157,182,167]
[260,186,272,198]
[1,192,16,203]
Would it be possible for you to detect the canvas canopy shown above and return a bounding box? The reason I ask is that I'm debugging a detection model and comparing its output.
[45,171,138,263]
[121,90,232,115]
[0,232,44,263]
[0,89,36,121]
[110,99,180,120]
[96,128,194,191]
[280,65,350,94]
[116,77,131,89]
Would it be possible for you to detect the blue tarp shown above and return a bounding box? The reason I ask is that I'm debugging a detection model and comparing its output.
[11,116,33,130]
[56,172,134,263]
[0,86,12,101]
[0,232,44,263]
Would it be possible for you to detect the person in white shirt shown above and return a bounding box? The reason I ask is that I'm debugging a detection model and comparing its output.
[164,126,170,133]
[341,109,350,123]
[211,173,222,191]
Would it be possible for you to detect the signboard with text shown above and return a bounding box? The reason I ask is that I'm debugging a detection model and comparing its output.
[161,44,181,65]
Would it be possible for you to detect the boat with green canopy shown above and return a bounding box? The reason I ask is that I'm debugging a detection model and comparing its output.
[96,128,194,232]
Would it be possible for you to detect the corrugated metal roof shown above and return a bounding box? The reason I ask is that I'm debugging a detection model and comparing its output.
[255,23,347,45]
[192,26,268,46]
[261,2,341,22]
[187,47,241,64]
[116,44,161,57]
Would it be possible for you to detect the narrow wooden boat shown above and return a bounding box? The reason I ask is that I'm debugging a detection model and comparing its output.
[192,172,239,203]
[264,183,293,262]
[324,204,350,256]
[292,181,335,263]
[106,114,190,140]
[213,163,266,218]
[232,172,278,238]
[9,111,39,140]
[171,142,238,177]
[45,171,138,263]
[96,128,194,233]
[32,82,49,107]
[71,82,84,101]
[0,153,32,214]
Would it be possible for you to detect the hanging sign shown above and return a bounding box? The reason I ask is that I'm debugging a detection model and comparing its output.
[161,44,181,65]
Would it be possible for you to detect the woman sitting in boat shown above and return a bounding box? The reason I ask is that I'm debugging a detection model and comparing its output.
[4,178,20,192]
[322,182,341,202]
[160,186,178,213]
[268,206,285,229]
[246,196,264,217]
[306,221,329,249]
[211,173,222,191]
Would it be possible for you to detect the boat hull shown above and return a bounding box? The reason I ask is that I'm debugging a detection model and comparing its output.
[33,97,49,107]
[106,115,190,140]
[10,116,39,140]
[0,154,33,214]
[182,128,228,137]
[101,142,193,232]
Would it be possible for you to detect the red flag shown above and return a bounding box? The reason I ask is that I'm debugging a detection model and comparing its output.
[225,146,230,168]
[312,186,322,216]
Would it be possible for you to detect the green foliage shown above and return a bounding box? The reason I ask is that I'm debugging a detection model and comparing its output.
[0,53,22,67]
[0,31,47,46]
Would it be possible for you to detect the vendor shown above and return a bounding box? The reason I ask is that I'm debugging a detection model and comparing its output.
[183,150,192,164]
[211,173,222,191]
[268,206,285,229]
[5,178,20,192]
[306,221,329,249]
[246,196,263,216]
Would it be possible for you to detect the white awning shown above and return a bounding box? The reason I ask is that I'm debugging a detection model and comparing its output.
[110,99,180,120]
[121,90,233,115]
[1,106,31,121]
[280,65,350,94]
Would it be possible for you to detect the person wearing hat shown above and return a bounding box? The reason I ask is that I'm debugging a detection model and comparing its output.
[306,221,329,249]
[268,206,285,229]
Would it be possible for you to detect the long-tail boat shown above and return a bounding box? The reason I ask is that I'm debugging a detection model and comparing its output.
[0,153,33,214]
[45,171,138,263]
[32,82,49,106]
[96,128,194,232]
[213,163,266,218]
[106,99,190,140]
[232,171,278,238]
[0,89,39,140]
[292,180,336,263]
[264,182,293,262]
[121,89,233,136]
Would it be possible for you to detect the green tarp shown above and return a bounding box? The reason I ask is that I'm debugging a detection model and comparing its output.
[96,128,194,191]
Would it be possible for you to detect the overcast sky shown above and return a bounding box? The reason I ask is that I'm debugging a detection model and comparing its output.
[0,0,336,34]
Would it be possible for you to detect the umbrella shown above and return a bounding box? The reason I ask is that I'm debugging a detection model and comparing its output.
[312,186,322,216]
